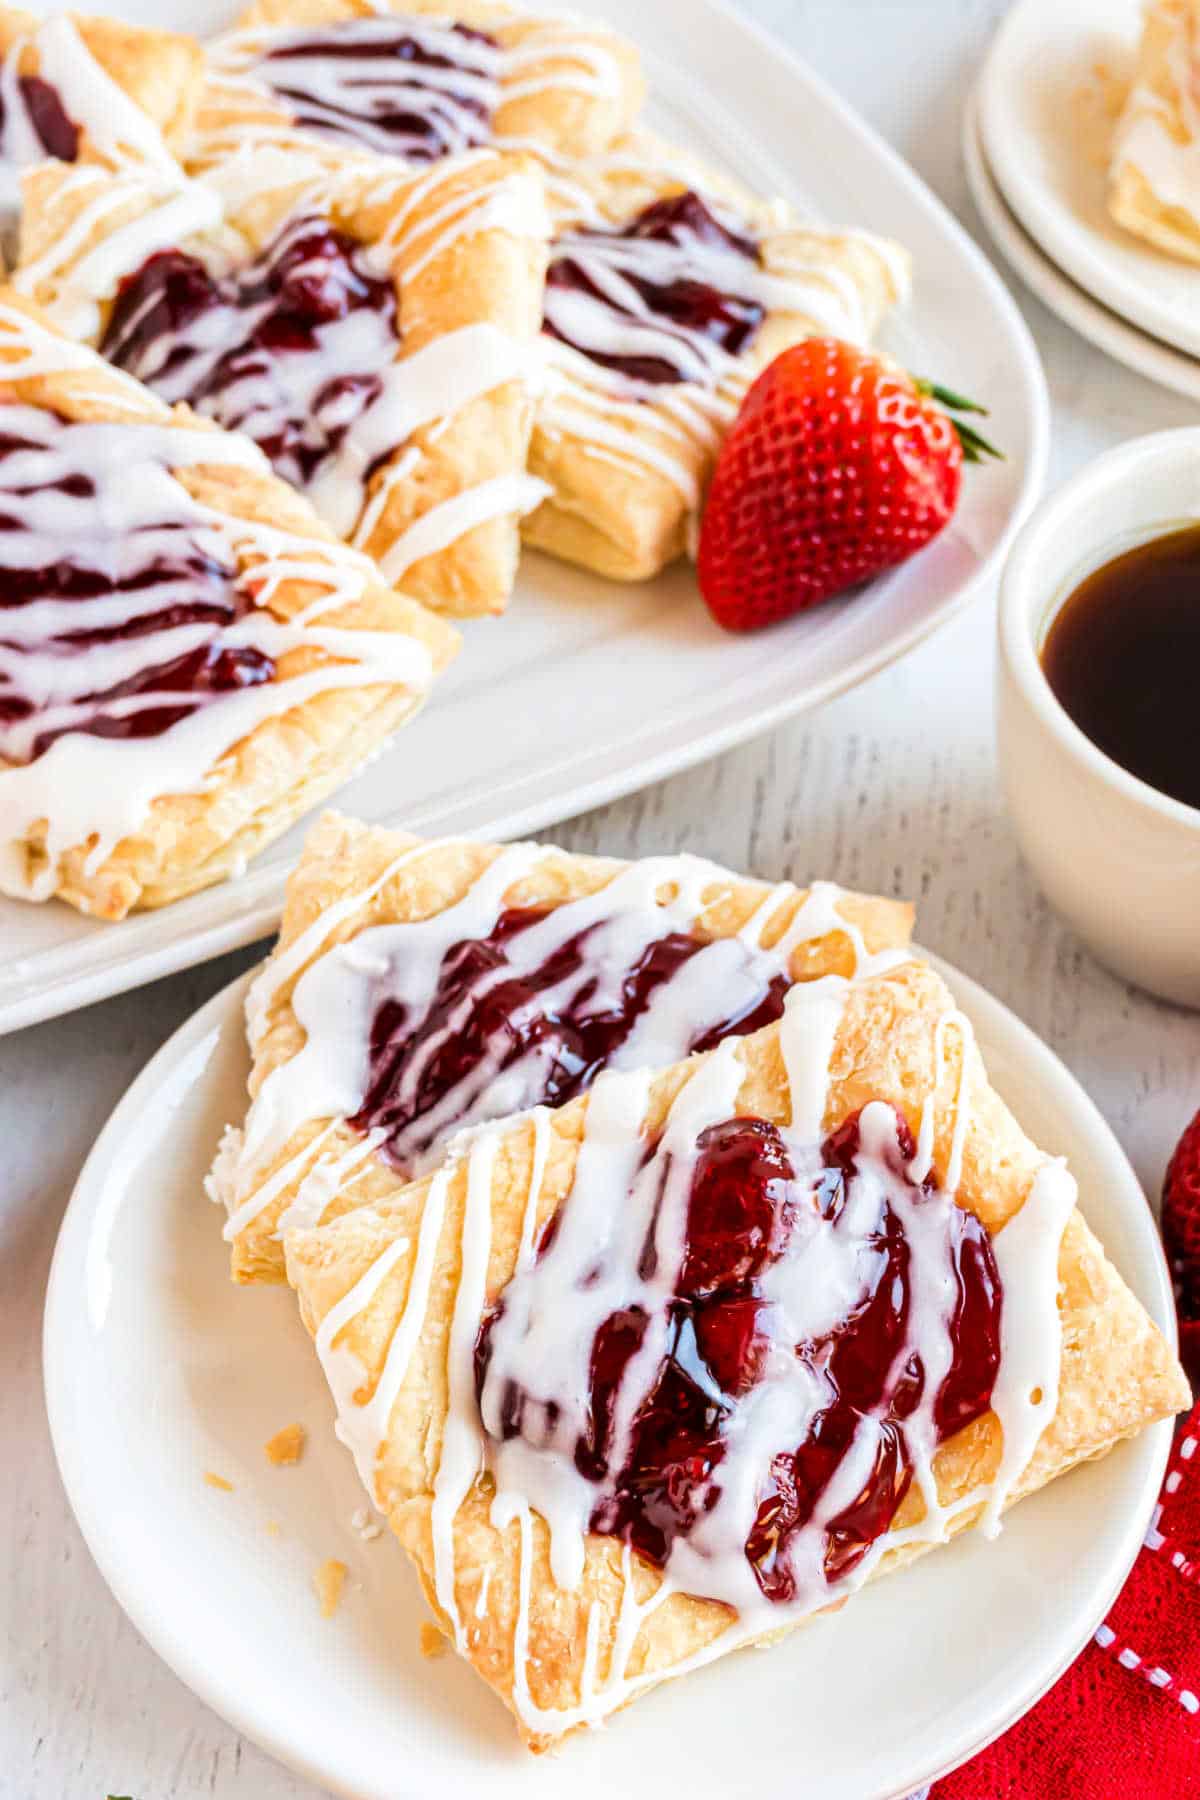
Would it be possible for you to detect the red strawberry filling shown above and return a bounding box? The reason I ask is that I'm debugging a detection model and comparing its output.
[248,18,501,163]
[544,190,766,386]
[100,215,399,497]
[476,1106,1002,1603]
[0,72,79,163]
[351,905,791,1172]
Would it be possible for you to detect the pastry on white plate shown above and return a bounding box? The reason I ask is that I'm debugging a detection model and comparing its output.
[283,950,1189,1749]
[525,128,910,581]
[14,135,549,617]
[190,0,644,174]
[0,297,457,918]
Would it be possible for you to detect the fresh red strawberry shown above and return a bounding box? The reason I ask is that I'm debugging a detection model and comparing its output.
[697,337,997,632]
[1163,1107,1200,1384]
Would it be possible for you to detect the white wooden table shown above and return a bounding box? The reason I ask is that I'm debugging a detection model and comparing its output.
[3,2,1199,1794]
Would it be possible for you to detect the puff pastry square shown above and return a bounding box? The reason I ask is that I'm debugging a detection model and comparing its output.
[208,808,914,1282]
[191,0,644,176]
[0,8,202,211]
[525,129,912,580]
[15,135,549,617]
[1110,0,1200,264]
[283,953,1189,1750]
[0,295,458,918]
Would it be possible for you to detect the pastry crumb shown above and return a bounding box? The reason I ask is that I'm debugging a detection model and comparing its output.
[315,1558,348,1618]
[265,1520,282,1537]
[420,1621,448,1659]
[264,1423,306,1466]
[203,1472,234,1492]
[351,1505,383,1542]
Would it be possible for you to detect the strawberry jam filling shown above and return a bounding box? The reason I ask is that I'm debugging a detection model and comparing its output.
[0,72,79,167]
[100,215,399,498]
[476,1105,1002,1608]
[544,190,765,385]
[0,405,271,764]
[245,18,501,162]
[350,905,790,1173]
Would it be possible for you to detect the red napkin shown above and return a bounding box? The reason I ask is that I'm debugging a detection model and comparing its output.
[914,1109,1200,1799]
[925,1396,1200,1797]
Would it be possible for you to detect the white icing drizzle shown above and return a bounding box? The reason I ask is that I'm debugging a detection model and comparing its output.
[209,17,503,163]
[205,11,626,165]
[276,1126,387,1236]
[537,334,739,506]
[0,313,437,897]
[544,217,876,390]
[981,1157,1078,1534]
[314,1228,415,1494]
[34,16,179,178]
[430,1127,500,1637]
[366,470,552,577]
[0,15,179,214]
[908,1006,973,1192]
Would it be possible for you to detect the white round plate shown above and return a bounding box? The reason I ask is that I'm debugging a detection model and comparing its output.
[979,0,1200,357]
[963,89,1200,401]
[44,955,1177,1800]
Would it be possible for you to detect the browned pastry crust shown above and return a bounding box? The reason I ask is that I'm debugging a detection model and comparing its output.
[213,808,914,1281]
[0,294,459,918]
[284,954,1190,1749]
[16,143,548,618]
[0,7,203,157]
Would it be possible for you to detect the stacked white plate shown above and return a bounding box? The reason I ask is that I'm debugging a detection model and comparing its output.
[971,0,1200,399]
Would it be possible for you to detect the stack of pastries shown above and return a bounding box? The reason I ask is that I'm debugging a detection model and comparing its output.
[205,807,1189,1751]
[0,0,910,917]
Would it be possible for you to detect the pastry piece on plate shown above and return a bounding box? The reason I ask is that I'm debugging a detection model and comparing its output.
[283,954,1190,1750]
[0,8,202,213]
[207,808,914,1281]
[13,138,549,617]
[0,295,458,918]
[190,0,643,176]
[1110,0,1200,263]
[524,127,911,581]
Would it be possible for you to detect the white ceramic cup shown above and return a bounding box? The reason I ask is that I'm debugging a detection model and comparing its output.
[997,428,1200,1008]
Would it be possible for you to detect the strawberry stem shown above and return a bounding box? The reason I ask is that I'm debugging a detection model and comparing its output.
[923,381,988,415]
[916,377,1003,464]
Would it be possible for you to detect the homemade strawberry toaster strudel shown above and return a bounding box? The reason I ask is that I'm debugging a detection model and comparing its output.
[171,0,911,582]
[0,299,457,917]
[14,137,551,616]
[526,132,911,579]
[191,0,644,176]
[208,809,914,1280]
[232,814,1188,1748]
